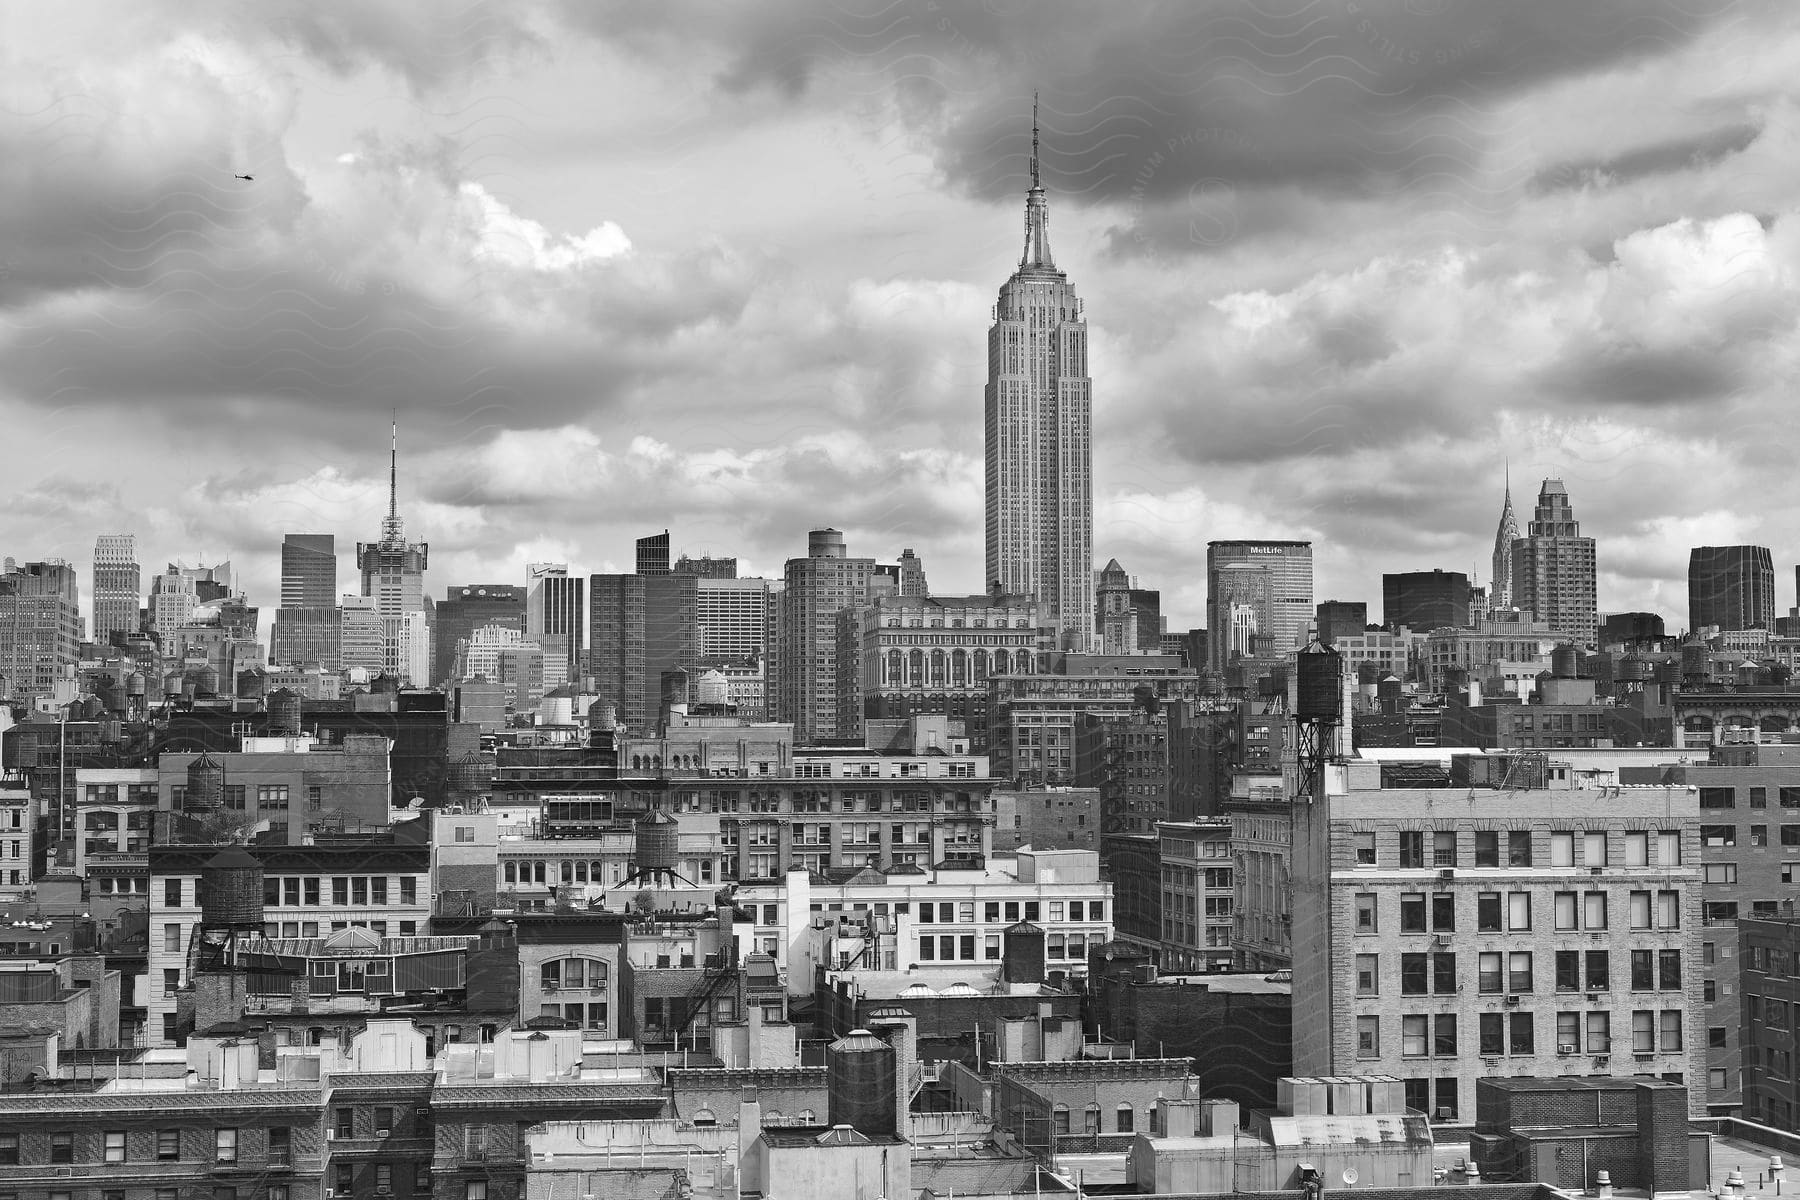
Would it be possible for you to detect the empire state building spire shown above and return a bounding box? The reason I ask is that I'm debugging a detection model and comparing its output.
[1021,93,1056,271]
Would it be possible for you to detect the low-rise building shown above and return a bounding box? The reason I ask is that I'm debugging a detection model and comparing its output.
[1156,819,1234,972]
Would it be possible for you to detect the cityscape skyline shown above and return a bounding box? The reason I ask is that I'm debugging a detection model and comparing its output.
[8,5,1797,635]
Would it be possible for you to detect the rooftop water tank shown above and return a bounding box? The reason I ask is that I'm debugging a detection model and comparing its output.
[185,753,226,811]
[826,1029,898,1137]
[1294,640,1344,721]
[200,845,265,930]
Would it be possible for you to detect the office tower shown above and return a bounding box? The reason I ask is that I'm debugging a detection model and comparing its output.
[696,577,773,661]
[0,560,81,700]
[636,531,671,575]
[271,534,339,668]
[778,529,894,745]
[1315,600,1368,646]
[1095,558,1162,654]
[984,104,1094,652]
[338,595,385,674]
[433,584,527,685]
[1688,546,1775,634]
[356,424,429,681]
[589,573,698,734]
[1207,562,1270,670]
[1206,541,1313,667]
[1599,612,1666,648]
[1490,468,1519,612]
[147,561,232,642]
[526,563,585,682]
[1510,479,1598,648]
[1382,570,1471,633]
[280,534,336,607]
[91,534,140,646]
[673,554,737,579]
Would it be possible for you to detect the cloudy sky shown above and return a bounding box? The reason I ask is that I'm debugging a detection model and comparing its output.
[5,0,1800,638]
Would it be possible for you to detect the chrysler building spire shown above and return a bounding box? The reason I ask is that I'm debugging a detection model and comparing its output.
[1021,93,1056,271]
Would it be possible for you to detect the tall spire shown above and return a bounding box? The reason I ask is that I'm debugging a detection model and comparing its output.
[382,416,405,547]
[1021,92,1056,271]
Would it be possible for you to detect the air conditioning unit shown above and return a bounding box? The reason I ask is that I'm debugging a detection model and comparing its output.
[1586,993,1601,1002]
[376,1189,393,1196]
[1434,935,1453,947]
[1504,995,1520,1006]
[325,1131,336,1141]
[1558,1044,1578,1055]
[376,1129,390,1138]
[1434,1107,1456,1121]
[1438,868,1455,879]
[53,1168,73,1178]
[1589,866,1603,875]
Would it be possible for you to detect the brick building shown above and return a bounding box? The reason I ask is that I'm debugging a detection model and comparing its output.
[1290,758,1706,1123]
[993,786,1099,852]
[1155,819,1234,971]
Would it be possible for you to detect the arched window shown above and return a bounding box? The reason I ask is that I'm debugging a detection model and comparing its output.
[560,861,574,883]
[1084,1104,1101,1133]
[908,649,925,686]
[504,862,517,884]
[796,1109,816,1123]
[1116,1104,1135,1133]
[1053,1104,1070,1135]
[950,649,967,687]
[574,861,588,883]
[929,649,947,687]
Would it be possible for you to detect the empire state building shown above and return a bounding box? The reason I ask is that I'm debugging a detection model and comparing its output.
[984,104,1093,651]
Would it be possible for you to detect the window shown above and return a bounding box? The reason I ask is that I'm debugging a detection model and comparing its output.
[1709,1027,1728,1049]
[1661,1010,1683,1052]
[1400,893,1426,932]
[1355,893,1378,933]
[1657,890,1680,929]
[1477,892,1501,932]
[1399,831,1424,868]
[1355,832,1377,865]
[1700,787,1735,808]
[105,1131,126,1163]
[165,878,182,907]
[1586,950,1609,991]
[1622,831,1648,865]
[1402,1015,1429,1057]
[1509,951,1533,993]
[1510,1011,1535,1055]
[164,923,181,953]
[1585,1011,1610,1054]
[1508,891,1531,930]
[335,1109,353,1138]
[1583,891,1607,929]
[1358,1016,1380,1058]
[1433,1014,1457,1056]
[1631,950,1654,991]
[1355,954,1379,996]
[1478,951,1503,994]
[1633,1010,1655,1054]
[1752,826,1769,847]
[157,1129,180,1160]
[1433,953,1457,994]
[1480,1012,1505,1056]
[1704,863,1738,884]
[1783,787,1800,808]
[1554,892,1578,930]
[1474,831,1499,867]
[1582,831,1606,866]
[1556,950,1581,992]
[1115,1105,1135,1133]
[215,1129,238,1163]
[1401,953,1429,995]
[50,1132,73,1163]
[1508,830,1533,866]
[1432,831,1457,867]
[376,1107,394,1135]
[1551,832,1575,865]
[269,1128,290,1166]
[0,1132,17,1164]
[1702,824,1737,847]
[1659,949,1682,990]
[1431,893,1455,931]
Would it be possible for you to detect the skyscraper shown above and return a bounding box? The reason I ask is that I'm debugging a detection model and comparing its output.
[589,572,697,735]
[984,101,1093,652]
[636,531,671,576]
[526,562,585,683]
[1206,541,1314,667]
[433,584,527,686]
[279,534,336,607]
[778,529,892,744]
[271,534,339,668]
[1511,478,1598,648]
[696,576,772,661]
[1688,545,1775,634]
[0,560,81,700]
[1382,569,1471,633]
[356,424,429,681]
[91,533,140,646]
[1490,468,1519,612]
[1094,558,1162,654]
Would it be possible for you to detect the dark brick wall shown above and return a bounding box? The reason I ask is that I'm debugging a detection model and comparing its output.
[1087,976,1290,1110]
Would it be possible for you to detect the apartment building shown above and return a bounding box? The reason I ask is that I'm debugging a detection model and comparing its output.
[1156,819,1234,972]
[1291,758,1705,1122]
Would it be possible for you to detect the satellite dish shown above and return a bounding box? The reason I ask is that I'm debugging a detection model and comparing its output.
[1343,1168,1359,1185]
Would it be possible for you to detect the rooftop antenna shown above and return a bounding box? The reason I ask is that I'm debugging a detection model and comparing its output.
[1031,91,1041,189]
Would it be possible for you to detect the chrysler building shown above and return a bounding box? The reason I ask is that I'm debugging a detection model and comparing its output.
[984,100,1093,651]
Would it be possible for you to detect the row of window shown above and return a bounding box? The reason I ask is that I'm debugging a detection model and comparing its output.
[918,932,1095,961]
[0,1128,276,1166]
[916,899,1104,924]
[1701,825,1800,846]
[1353,889,1681,934]
[1356,1009,1684,1058]
[1354,829,1681,869]
[1360,948,1683,996]
[160,876,421,909]
[1699,786,1800,809]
